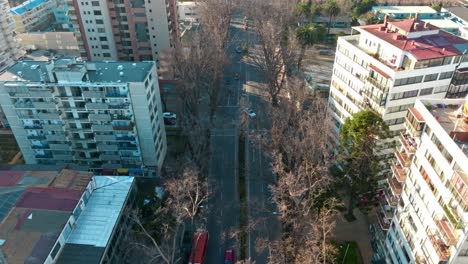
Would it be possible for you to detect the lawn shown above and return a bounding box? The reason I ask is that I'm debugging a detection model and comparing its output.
[334,241,362,264]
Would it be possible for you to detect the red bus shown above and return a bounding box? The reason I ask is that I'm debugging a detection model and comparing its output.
[188,231,208,264]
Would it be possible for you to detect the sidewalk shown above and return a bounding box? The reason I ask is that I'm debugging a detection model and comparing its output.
[332,208,374,264]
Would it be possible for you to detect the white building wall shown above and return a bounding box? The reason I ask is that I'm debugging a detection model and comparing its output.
[147,0,172,55]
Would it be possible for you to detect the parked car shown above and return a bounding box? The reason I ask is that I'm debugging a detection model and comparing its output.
[235,46,242,54]
[163,112,176,119]
[243,108,256,118]
[234,73,240,80]
[224,248,234,264]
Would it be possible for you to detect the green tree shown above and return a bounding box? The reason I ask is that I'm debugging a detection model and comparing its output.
[296,23,326,70]
[323,0,340,35]
[351,0,378,20]
[338,110,389,219]
[360,11,381,25]
[431,3,443,13]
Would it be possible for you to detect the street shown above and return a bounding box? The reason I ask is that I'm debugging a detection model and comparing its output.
[205,13,244,264]
[205,11,281,263]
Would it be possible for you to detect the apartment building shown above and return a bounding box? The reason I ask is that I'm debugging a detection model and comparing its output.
[0,58,167,175]
[9,0,58,33]
[328,17,468,161]
[0,0,24,73]
[373,97,468,264]
[68,0,173,62]
[0,167,136,263]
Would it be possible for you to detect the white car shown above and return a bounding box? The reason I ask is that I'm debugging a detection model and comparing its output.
[163,112,176,119]
[244,108,256,118]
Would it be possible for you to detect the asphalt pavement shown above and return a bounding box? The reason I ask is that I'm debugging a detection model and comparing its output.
[205,12,281,264]
[205,14,244,264]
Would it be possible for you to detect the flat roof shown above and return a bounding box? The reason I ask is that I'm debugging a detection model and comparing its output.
[446,6,468,22]
[357,18,468,60]
[0,168,92,263]
[421,19,460,29]
[9,0,46,15]
[372,6,438,15]
[0,59,155,83]
[56,176,134,263]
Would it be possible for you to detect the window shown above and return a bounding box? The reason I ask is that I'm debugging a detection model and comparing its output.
[439,71,454,80]
[419,87,433,96]
[390,90,419,100]
[103,53,111,57]
[91,1,99,6]
[394,76,423,86]
[442,56,453,65]
[385,117,405,126]
[424,73,438,82]
[101,45,109,49]
[96,19,104,24]
[386,104,413,114]
[51,242,62,259]
[99,36,107,41]
[94,10,102,15]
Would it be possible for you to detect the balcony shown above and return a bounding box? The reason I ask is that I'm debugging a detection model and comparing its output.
[100,154,121,161]
[366,76,389,93]
[116,136,136,141]
[395,150,410,167]
[443,203,465,230]
[108,103,130,109]
[106,92,128,97]
[384,188,398,207]
[37,112,60,120]
[435,218,458,246]
[92,124,114,131]
[399,132,416,154]
[42,124,63,130]
[97,144,118,152]
[46,134,67,141]
[380,199,394,219]
[24,124,43,129]
[89,114,111,122]
[391,163,406,182]
[27,135,46,140]
[95,135,116,141]
[50,144,70,151]
[35,153,53,159]
[404,108,425,138]
[33,102,56,109]
[388,176,402,196]
[112,115,133,121]
[31,144,49,149]
[448,171,468,210]
[377,211,390,231]
[113,124,133,131]
[428,234,450,261]
[82,91,105,98]
[86,103,108,110]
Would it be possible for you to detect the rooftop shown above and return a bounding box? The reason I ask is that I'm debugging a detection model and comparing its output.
[372,6,438,15]
[55,176,134,263]
[421,97,468,156]
[0,168,92,264]
[0,58,155,84]
[9,0,47,15]
[357,18,468,60]
[421,19,460,29]
[445,6,468,22]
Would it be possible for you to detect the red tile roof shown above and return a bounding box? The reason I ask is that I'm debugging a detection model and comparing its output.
[370,64,391,78]
[358,19,468,60]
[0,171,24,186]
[15,187,82,211]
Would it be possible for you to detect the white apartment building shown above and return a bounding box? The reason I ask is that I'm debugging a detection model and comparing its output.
[178,1,201,23]
[375,97,468,264]
[328,17,468,161]
[68,0,172,62]
[0,0,24,72]
[0,58,166,175]
[9,0,58,33]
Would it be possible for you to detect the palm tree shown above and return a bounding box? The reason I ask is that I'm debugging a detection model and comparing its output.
[323,0,340,35]
[296,23,326,70]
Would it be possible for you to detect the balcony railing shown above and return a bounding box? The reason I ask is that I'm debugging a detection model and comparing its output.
[384,188,398,206]
[388,176,402,196]
[395,150,411,167]
[435,218,458,246]
[377,211,390,231]
[24,124,43,129]
[399,132,416,154]
[448,171,468,210]
[366,76,390,93]
[27,135,46,140]
[428,234,450,261]
[380,199,394,219]
[442,203,465,230]
[113,124,133,131]
[391,163,406,182]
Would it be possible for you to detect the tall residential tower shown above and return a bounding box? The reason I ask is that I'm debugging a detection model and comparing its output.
[68,0,173,62]
[0,58,166,175]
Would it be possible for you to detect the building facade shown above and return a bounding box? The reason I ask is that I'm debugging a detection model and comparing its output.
[17,31,79,50]
[328,17,468,166]
[375,97,468,264]
[54,0,74,31]
[178,1,201,23]
[68,0,173,62]
[0,0,24,73]
[0,58,167,174]
[9,0,58,33]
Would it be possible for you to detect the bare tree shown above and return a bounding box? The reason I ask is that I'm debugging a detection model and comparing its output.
[247,77,340,263]
[165,163,210,230]
[244,0,299,105]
